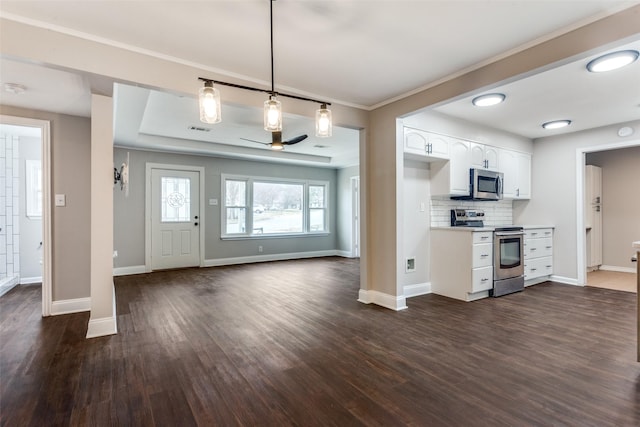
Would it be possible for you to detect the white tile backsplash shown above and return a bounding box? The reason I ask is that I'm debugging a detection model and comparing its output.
[430,197,513,227]
[0,135,20,282]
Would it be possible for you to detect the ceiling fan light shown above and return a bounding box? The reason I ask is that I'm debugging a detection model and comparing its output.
[198,81,221,124]
[264,95,282,132]
[542,119,571,130]
[271,141,284,150]
[316,104,332,138]
[472,93,506,107]
[587,50,639,73]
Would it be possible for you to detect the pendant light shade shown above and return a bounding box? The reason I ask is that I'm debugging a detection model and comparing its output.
[199,81,221,124]
[315,104,332,137]
[264,95,282,132]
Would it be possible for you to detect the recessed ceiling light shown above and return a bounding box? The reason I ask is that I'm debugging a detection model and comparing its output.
[3,83,26,94]
[472,93,506,107]
[542,120,572,130]
[586,50,639,73]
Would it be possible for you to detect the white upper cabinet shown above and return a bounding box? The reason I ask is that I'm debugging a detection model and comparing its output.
[403,127,449,161]
[498,149,531,199]
[431,137,471,196]
[470,143,499,171]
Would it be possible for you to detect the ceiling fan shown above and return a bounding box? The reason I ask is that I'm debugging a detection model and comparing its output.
[240,131,308,151]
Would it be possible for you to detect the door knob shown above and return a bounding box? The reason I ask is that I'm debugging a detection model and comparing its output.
[194,222,199,226]
[194,215,199,219]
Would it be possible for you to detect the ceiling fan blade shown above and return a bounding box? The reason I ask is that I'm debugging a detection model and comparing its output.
[283,134,308,145]
[240,137,271,146]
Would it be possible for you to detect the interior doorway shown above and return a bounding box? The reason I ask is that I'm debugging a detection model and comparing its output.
[577,140,640,288]
[0,116,52,315]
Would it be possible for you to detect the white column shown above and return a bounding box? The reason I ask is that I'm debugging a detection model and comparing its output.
[86,94,117,338]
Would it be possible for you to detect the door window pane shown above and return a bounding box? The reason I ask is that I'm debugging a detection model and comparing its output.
[161,177,190,222]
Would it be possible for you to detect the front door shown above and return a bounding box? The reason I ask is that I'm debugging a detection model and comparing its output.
[150,168,200,270]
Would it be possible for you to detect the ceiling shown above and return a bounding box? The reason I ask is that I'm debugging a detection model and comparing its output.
[1,1,639,166]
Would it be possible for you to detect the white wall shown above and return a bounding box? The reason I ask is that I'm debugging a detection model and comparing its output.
[401,159,430,288]
[19,135,42,282]
[513,119,640,283]
[586,145,640,271]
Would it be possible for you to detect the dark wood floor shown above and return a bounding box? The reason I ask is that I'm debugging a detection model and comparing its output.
[1,257,639,426]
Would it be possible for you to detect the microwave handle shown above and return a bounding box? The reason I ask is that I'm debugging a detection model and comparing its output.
[496,175,503,199]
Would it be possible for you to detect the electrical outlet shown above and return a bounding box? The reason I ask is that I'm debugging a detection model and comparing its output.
[258,245,263,253]
[406,258,416,272]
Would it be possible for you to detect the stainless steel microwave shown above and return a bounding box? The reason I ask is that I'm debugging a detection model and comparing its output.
[452,168,503,201]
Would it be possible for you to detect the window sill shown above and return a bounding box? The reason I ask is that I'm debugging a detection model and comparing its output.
[221,232,330,241]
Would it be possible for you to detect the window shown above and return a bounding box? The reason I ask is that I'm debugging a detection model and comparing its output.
[222,175,329,237]
[225,179,247,234]
[309,185,326,231]
[25,159,42,218]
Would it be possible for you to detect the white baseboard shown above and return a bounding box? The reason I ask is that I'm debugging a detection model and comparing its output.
[550,275,580,286]
[358,289,408,311]
[20,276,42,285]
[336,250,355,258]
[600,265,636,274]
[204,250,339,267]
[86,316,117,338]
[51,297,91,315]
[404,282,431,298]
[113,265,146,276]
[86,284,118,339]
[0,276,20,297]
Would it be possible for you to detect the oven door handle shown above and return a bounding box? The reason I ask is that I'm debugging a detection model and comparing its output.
[495,231,525,237]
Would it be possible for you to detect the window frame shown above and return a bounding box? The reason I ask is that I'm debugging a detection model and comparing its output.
[221,174,330,239]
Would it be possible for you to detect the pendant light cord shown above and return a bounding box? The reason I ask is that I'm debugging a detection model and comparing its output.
[270,0,275,95]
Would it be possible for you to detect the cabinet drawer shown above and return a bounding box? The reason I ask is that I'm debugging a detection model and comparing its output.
[471,266,493,293]
[472,243,493,268]
[525,228,553,239]
[525,256,553,280]
[524,237,553,259]
[473,232,493,244]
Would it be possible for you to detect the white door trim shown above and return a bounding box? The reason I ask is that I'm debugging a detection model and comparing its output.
[0,115,52,316]
[145,163,205,272]
[351,176,360,258]
[575,138,640,286]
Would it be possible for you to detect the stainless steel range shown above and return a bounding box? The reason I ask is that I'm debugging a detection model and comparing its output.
[493,227,525,297]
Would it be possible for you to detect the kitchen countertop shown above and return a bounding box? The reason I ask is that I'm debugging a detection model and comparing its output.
[431,226,495,232]
[431,225,555,232]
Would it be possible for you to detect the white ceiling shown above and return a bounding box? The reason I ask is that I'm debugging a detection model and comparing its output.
[1,1,639,165]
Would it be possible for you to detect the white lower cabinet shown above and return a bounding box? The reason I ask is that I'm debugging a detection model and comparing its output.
[524,227,554,285]
[431,229,493,301]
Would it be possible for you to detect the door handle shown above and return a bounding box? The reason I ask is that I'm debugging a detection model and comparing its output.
[194,222,199,226]
[194,215,199,219]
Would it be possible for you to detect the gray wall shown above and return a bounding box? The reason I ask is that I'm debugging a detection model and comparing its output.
[586,145,640,270]
[114,147,340,268]
[336,165,358,254]
[401,159,430,288]
[0,105,91,301]
[18,135,42,281]
[514,119,640,282]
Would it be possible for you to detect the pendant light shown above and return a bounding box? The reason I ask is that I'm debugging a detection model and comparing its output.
[198,0,332,140]
[316,104,332,137]
[199,81,221,124]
